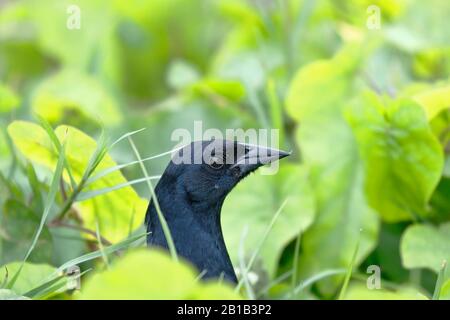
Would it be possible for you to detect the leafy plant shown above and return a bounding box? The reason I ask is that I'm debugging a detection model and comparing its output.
[1,0,449,300]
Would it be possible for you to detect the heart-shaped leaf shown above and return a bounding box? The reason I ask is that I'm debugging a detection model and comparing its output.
[222,164,315,277]
[77,249,241,299]
[8,121,147,243]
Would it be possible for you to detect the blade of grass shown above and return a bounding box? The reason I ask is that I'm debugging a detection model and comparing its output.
[238,225,255,300]
[95,221,110,268]
[338,231,361,300]
[85,145,184,186]
[128,137,178,261]
[235,199,288,292]
[23,274,65,299]
[7,141,66,289]
[1,123,18,179]
[108,128,146,150]
[31,269,91,300]
[195,270,208,282]
[289,269,346,298]
[218,272,225,285]
[20,233,146,298]
[58,130,108,219]
[49,232,148,279]
[77,176,161,201]
[257,270,293,298]
[432,259,448,300]
[1,266,8,289]
[290,231,302,297]
[37,115,77,189]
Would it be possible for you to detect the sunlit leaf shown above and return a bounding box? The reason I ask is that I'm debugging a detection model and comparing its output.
[77,249,241,299]
[32,70,121,126]
[286,46,379,296]
[0,262,57,295]
[347,92,444,221]
[0,84,20,112]
[7,121,147,243]
[401,223,450,279]
[440,279,450,300]
[413,85,450,120]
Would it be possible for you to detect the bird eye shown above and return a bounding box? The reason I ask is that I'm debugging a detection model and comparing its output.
[208,156,224,169]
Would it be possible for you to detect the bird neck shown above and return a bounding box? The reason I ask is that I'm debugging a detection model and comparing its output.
[146,182,237,283]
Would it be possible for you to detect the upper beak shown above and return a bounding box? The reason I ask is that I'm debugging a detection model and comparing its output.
[231,143,291,173]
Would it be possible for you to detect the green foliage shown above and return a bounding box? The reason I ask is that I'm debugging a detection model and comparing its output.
[223,164,315,276]
[344,284,428,300]
[0,289,30,300]
[0,84,20,113]
[0,0,449,300]
[440,279,450,300]
[1,199,53,264]
[7,121,147,243]
[413,85,450,120]
[32,70,121,126]
[286,45,379,296]
[77,249,241,300]
[401,223,450,279]
[347,92,444,221]
[2,262,56,295]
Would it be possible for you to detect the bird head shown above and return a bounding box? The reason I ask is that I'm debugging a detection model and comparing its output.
[163,139,290,205]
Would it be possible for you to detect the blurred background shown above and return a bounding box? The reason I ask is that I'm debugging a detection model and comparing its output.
[0,0,449,299]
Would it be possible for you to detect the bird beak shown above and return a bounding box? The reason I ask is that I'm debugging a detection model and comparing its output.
[231,143,291,174]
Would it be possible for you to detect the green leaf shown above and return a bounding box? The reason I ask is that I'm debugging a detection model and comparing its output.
[167,59,200,90]
[0,262,57,295]
[344,284,428,300]
[0,84,20,112]
[77,249,241,299]
[77,176,160,201]
[433,260,447,300]
[0,199,53,265]
[347,92,444,221]
[26,0,116,70]
[440,279,450,300]
[51,232,147,278]
[338,234,361,300]
[429,177,450,222]
[0,289,30,300]
[401,223,450,278]
[222,164,315,277]
[7,138,65,288]
[190,78,246,103]
[128,137,178,261]
[285,44,361,122]
[413,85,450,120]
[32,70,121,125]
[285,47,379,296]
[7,121,147,243]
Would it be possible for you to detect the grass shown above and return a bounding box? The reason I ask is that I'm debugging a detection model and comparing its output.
[432,260,448,300]
[6,139,66,289]
[2,125,443,301]
[128,137,178,262]
[235,199,288,293]
[238,225,256,300]
[338,231,361,300]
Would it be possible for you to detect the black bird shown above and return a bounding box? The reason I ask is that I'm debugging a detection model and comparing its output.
[146,139,290,283]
